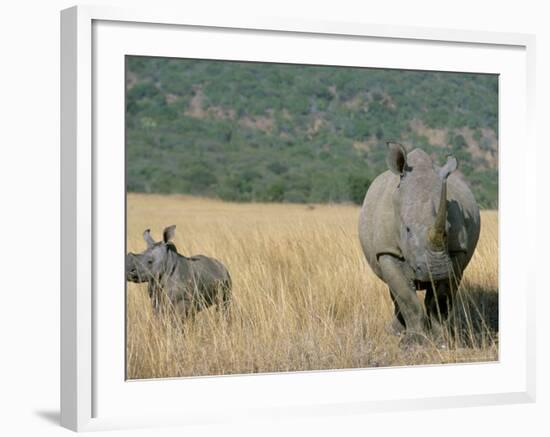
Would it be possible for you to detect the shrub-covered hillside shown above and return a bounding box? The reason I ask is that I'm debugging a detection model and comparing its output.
[126,56,498,208]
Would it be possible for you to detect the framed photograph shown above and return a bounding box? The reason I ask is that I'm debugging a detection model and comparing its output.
[61,5,536,431]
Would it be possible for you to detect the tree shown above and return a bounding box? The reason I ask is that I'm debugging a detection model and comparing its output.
[348,174,371,205]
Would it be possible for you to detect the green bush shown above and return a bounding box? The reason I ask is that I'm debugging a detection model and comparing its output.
[126,56,498,207]
[348,174,371,205]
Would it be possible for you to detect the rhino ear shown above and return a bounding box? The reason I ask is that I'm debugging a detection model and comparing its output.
[386,142,407,175]
[439,155,458,180]
[163,225,176,243]
[143,229,155,248]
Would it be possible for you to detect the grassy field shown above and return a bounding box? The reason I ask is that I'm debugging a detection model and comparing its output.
[126,193,498,379]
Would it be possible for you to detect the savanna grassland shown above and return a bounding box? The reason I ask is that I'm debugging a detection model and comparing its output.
[126,193,498,379]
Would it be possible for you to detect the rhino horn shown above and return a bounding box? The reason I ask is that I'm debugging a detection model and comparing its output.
[429,179,447,250]
[429,155,457,251]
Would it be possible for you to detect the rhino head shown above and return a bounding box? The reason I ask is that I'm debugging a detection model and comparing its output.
[386,142,458,282]
[126,225,177,283]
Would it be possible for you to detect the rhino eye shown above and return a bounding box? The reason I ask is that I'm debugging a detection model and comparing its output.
[406,227,411,233]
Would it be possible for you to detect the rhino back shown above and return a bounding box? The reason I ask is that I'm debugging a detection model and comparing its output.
[358,170,401,279]
[163,254,229,303]
[189,255,231,285]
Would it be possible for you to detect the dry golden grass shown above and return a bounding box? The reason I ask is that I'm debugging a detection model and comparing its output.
[126,193,498,379]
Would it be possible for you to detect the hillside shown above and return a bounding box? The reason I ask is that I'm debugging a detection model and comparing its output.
[126,56,498,208]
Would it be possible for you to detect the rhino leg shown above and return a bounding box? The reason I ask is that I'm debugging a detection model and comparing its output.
[379,255,426,336]
[425,281,452,324]
[177,298,196,321]
[215,280,232,320]
[425,281,453,343]
[148,283,162,313]
[388,292,406,335]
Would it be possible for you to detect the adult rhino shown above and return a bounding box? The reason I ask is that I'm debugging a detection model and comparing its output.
[358,143,480,341]
[126,225,232,319]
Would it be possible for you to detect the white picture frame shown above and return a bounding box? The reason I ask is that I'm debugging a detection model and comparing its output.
[60,5,536,432]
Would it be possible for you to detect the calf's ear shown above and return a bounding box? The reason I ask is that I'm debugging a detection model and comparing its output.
[143,229,155,248]
[163,225,176,243]
[386,142,408,175]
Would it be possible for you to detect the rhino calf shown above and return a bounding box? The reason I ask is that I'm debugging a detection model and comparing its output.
[126,225,232,320]
[358,143,480,342]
